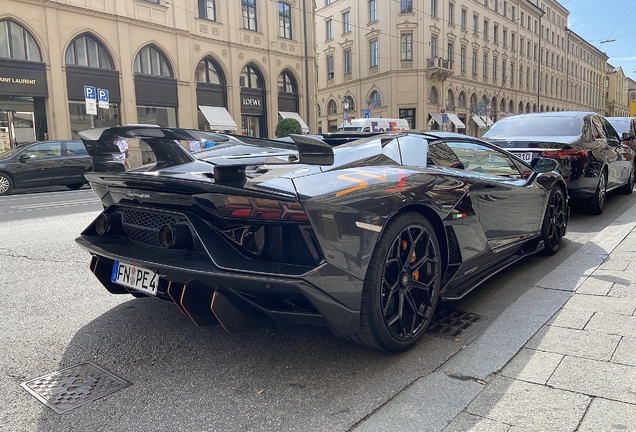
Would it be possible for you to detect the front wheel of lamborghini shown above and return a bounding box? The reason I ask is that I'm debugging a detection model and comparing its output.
[359,212,441,352]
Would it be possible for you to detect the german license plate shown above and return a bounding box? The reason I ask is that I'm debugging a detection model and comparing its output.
[512,152,533,162]
[111,260,158,296]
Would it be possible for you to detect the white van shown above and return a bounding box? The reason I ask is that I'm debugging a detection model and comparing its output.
[336,118,409,132]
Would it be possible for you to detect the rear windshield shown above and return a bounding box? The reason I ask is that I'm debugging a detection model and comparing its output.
[607,119,629,134]
[483,116,583,138]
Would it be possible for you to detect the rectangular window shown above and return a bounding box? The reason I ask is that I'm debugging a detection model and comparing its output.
[534,44,537,60]
[344,49,352,74]
[431,0,437,17]
[511,6,515,20]
[279,2,292,39]
[473,15,478,34]
[327,55,334,79]
[369,0,377,22]
[401,33,413,61]
[511,33,515,50]
[521,11,524,25]
[242,0,257,31]
[503,1,507,17]
[526,68,530,89]
[494,0,498,12]
[502,29,507,47]
[460,46,466,71]
[520,37,524,54]
[431,36,437,58]
[199,0,216,21]
[484,20,488,39]
[461,9,467,30]
[493,57,497,79]
[370,39,378,67]
[483,53,488,77]
[472,50,477,74]
[401,0,413,13]
[326,20,332,40]
[493,25,498,43]
[527,41,531,58]
[447,42,453,61]
[343,11,350,33]
[449,3,454,24]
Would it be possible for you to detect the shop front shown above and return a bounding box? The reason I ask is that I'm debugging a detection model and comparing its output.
[195,56,237,132]
[0,59,48,149]
[134,45,178,127]
[240,64,267,137]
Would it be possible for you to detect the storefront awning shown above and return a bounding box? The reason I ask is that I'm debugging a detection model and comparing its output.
[278,111,309,133]
[198,105,238,131]
[471,115,487,127]
[428,112,443,126]
[447,113,466,128]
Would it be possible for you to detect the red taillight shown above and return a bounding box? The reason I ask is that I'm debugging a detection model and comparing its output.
[540,150,588,159]
[218,195,309,221]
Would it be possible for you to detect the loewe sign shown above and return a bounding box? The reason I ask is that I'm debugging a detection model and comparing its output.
[242,97,262,106]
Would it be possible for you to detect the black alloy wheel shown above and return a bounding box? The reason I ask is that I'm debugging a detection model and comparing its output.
[619,164,635,195]
[0,173,13,196]
[588,170,607,215]
[359,212,441,352]
[540,187,567,255]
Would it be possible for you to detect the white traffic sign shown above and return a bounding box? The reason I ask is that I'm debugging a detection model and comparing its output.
[84,85,97,115]
[97,88,109,109]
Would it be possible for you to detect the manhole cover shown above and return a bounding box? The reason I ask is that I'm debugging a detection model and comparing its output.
[21,362,131,414]
[427,308,488,342]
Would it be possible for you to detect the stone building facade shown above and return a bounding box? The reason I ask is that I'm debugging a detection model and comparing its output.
[315,0,608,137]
[605,65,630,117]
[0,0,316,146]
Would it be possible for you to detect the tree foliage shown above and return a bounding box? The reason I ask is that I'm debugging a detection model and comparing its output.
[275,118,303,138]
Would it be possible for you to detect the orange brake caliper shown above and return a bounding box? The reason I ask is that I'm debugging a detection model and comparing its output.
[401,240,419,281]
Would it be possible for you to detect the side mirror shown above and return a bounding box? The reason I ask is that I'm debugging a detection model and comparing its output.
[531,157,558,173]
[19,153,35,162]
[622,132,635,141]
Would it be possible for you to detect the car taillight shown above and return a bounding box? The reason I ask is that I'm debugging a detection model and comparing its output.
[540,150,588,159]
[217,195,309,221]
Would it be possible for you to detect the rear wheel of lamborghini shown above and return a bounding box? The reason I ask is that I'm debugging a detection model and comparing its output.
[587,170,607,215]
[359,212,441,352]
[540,186,567,256]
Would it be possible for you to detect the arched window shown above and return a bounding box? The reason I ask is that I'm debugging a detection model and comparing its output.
[65,34,113,69]
[519,102,524,113]
[240,64,263,89]
[327,99,337,115]
[428,86,439,104]
[195,56,224,84]
[509,100,514,113]
[526,102,530,113]
[343,95,355,112]
[470,93,477,108]
[540,104,544,112]
[458,92,466,108]
[278,70,296,93]
[369,90,382,108]
[317,103,322,117]
[500,98,505,113]
[532,103,537,113]
[134,45,172,77]
[0,19,41,61]
[446,89,455,108]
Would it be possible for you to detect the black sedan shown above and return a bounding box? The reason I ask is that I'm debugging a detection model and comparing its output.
[482,112,635,214]
[0,140,91,195]
[75,126,567,352]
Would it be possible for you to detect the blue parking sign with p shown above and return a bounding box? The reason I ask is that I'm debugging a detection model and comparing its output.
[84,85,96,99]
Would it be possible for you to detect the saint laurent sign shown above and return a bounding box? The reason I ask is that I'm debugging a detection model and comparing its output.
[0,77,37,85]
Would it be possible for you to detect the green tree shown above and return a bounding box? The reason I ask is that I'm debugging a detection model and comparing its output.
[275,118,302,138]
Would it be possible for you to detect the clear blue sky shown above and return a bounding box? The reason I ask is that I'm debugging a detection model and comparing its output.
[563,0,636,78]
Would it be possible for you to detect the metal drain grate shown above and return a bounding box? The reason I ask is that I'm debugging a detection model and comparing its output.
[427,308,488,341]
[20,362,131,414]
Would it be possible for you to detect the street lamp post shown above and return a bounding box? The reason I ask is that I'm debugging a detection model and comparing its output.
[342,96,350,127]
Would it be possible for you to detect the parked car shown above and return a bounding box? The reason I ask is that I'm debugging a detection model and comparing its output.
[0,140,92,195]
[75,125,567,352]
[482,112,635,214]
[607,117,636,150]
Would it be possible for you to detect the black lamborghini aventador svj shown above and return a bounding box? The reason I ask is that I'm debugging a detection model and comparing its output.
[76,126,567,352]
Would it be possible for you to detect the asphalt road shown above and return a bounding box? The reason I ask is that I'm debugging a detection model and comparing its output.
[0,188,634,431]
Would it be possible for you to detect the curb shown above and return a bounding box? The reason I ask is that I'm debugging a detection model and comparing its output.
[352,200,636,432]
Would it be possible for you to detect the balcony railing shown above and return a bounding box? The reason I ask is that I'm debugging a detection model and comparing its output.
[426,57,454,80]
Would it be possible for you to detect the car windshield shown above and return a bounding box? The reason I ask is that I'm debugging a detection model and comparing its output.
[0,146,24,159]
[483,116,583,138]
[607,119,629,134]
